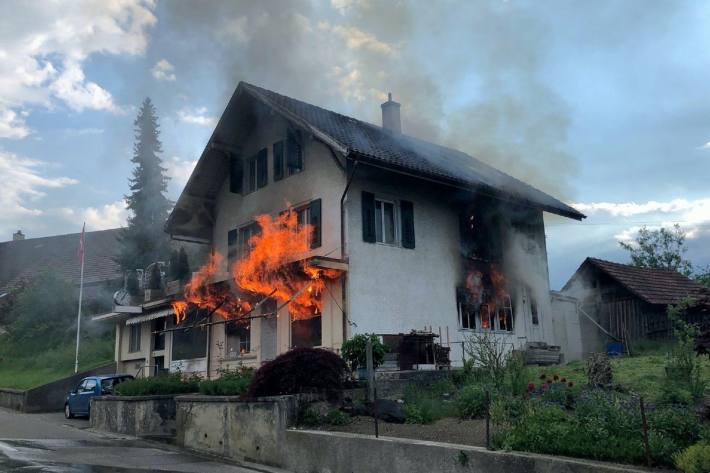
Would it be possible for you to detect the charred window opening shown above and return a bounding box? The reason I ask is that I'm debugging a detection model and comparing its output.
[226,321,250,357]
[128,324,141,353]
[172,316,207,361]
[291,292,322,348]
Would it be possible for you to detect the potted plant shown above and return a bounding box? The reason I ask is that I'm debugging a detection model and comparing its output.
[341,334,387,379]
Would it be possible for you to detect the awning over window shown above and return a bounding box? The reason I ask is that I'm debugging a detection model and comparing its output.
[125,307,174,325]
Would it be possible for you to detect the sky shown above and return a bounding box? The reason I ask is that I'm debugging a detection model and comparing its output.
[1,0,709,289]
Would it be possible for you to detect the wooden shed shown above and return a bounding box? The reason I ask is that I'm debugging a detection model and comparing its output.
[561,257,710,351]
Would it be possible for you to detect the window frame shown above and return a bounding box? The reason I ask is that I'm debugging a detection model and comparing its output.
[245,148,268,193]
[128,323,141,353]
[374,198,398,245]
[457,294,514,333]
[225,321,251,358]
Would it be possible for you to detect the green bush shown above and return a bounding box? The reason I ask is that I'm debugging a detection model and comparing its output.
[114,373,199,396]
[506,351,528,396]
[659,383,693,405]
[674,443,710,473]
[403,385,456,424]
[296,402,320,427]
[489,395,528,427]
[456,384,489,419]
[323,409,351,426]
[198,367,253,396]
[341,334,387,372]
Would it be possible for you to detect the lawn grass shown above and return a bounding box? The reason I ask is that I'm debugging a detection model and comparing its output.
[0,336,114,389]
[527,350,710,402]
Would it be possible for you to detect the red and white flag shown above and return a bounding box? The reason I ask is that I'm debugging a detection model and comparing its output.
[77,223,86,261]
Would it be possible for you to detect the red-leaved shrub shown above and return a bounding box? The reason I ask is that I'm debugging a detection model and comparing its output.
[247,347,348,397]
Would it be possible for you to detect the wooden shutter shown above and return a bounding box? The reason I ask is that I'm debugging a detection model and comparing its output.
[273,141,284,181]
[309,199,322,249]
[361,191,376,243]
[229,154,243,193]
[257,148,268,188]
[400,200,415,249]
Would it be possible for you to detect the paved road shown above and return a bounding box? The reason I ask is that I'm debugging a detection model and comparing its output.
[0,407,277,472]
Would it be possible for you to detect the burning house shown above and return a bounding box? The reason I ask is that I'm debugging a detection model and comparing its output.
[96,82,584,377]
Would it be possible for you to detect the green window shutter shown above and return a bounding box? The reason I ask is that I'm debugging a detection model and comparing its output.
[309,199,322,249]
[257,148,268,188]
[400,200,415,249]
[273,141,284,181]
[361,191,376,243]
[229,154,243,193]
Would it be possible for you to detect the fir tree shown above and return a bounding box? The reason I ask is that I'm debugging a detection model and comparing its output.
[117,98,172,271]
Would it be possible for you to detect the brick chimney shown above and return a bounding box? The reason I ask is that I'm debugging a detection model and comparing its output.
[12,230,25,241]
[381,92,401,134]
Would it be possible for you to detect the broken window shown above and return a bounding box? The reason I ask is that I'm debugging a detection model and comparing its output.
[246,148,268,192]
[225,321,250,358]
[128,324,141,353]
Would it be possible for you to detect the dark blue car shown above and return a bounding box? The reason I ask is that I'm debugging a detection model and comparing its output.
[64,374,133,418]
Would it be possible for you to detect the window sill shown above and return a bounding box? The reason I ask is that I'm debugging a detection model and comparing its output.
[457,328,515,335]
[224,353,256,361]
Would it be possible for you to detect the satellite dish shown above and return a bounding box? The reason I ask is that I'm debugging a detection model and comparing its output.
[113,289,131,306]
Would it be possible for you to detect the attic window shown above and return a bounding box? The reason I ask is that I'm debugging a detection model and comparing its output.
[246,148,268,193]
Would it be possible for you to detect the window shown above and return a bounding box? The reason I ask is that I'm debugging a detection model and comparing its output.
[292,315,322,348]
[456,288,513,332]
[83,379,97,393]
[459,303,477,329]
[129,324,141,353]
[246,148,268,193]
[228,222,261,268]
[286,134,303,175]
[172,323,207,361]
[375,199,396,244]
[294,199,322,249]
[361,192,414,248]
[273,140,285,181]
[229,154,243,193]
[226,322,251,358]
[530,296,539,325]
[152,318,166,351]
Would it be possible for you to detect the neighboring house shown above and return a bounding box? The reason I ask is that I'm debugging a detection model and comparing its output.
[96,82,584,378]
[0,228,123,318]
[561,257,710,354]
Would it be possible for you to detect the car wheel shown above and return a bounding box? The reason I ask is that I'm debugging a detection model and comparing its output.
[64,403,73,419]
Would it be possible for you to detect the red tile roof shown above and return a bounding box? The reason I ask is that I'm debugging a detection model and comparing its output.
[0,229,123,293]
[585,257,709,306]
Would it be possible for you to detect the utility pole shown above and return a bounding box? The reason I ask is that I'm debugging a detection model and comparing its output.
[74,223,86,374]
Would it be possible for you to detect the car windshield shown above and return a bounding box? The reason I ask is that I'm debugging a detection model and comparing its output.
[100,376,133,394]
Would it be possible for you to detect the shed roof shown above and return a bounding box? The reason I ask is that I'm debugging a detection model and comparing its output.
[0,228,123,294]
[167,82,584,238]
[568,257,709,306]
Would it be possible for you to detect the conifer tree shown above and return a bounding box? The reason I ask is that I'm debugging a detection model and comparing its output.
[117,98,172,271]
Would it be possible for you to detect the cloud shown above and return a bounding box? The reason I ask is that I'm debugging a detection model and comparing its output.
[83,200,128,230]
[0,150,77,219]
[151,59,176,81]
[177,107,217,127]
[165,156,197,185]
[63,127,104,136]
[0,1,156,136]
[0,107,31,139]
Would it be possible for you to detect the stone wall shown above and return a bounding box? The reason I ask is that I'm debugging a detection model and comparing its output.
[90,395,176,437]
[0,362,116,413]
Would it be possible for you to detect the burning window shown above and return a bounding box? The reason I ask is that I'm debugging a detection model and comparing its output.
[128,324,141,353]
[225,321,250,357]
[458,263,514,332]
[375,199,396,244]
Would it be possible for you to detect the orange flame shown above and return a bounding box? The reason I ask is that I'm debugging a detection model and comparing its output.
[172,206,342,325]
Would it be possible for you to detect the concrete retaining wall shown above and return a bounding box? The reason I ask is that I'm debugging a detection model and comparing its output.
[90,395,176,437]
[0,362,116,413]
[282,430,652,473]
[175,394,301,466]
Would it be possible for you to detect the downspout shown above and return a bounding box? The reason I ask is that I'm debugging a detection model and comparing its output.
[340,159,360,345]
[206,317,212,379]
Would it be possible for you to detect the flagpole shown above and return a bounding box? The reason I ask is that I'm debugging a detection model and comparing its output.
[74,224,86,374]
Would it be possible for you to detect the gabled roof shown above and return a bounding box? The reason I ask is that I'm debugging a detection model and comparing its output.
[566,257,709,306]
[240,83,584,220]
[0,229,123,294]
[167,82,584,238]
